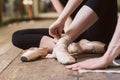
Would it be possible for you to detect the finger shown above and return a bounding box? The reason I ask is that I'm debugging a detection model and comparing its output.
[49,28,54,37]
[50,28,60,39]
[66,63,79,69]
[66,65,73,69]
[66,64,74,69]
[53,38,58,43]
[49,28,57,38]
[72,66,82,71]
[57,29,62,38]
[66,65,79,70]
[55,30,60,39]
[71,64,91,70]
[49,27,56,37]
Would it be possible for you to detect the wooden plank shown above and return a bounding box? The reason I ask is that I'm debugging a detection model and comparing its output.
[0,20,54,72]
[0,56,78,80]
[76,53,120,80]
[0,20,78,80]
[0,42,12,56]
[78,71,120,80]
[0,42,21,74]
[1,19,120,80]
[0,20,55,44]
[78,73,108,80]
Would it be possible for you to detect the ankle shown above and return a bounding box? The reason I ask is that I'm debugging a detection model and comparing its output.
[57,35,72,46]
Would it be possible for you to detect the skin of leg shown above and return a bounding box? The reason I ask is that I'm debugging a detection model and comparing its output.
[103,15,120,62]
[52,35,76,64]
[50,5,99,64]
[21,36,55,62]
[49,0,84,39]
[66,15,120,70]
[50,0,72,32]
[65,5,98,40]
[63,5,105,70]
[39,0,72,53]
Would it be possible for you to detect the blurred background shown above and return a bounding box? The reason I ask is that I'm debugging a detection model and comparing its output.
[0,0,57,24]
[0,0,120,25]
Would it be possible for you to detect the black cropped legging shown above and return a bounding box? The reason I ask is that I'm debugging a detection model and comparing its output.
[12,0,118,50]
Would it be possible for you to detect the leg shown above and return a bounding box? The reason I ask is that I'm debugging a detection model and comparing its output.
[12,28,56,62]
[52,35,76,64]
[12,28,55,52]
[50,0,72,32]
[104,15,120,62]
[67,0,117,55]
[52,5,98,64]
[51,0,87,32]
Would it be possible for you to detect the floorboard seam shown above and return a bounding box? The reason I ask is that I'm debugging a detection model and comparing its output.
[0,50,22,75]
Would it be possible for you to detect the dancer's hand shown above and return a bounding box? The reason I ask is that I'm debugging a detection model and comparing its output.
[66,56,108,70]
[49,20,64,40]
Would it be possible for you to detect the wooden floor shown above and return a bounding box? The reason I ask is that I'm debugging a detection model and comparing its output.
[0,19,120,80]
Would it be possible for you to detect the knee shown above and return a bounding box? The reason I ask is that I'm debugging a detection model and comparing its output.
[12,31,24,49]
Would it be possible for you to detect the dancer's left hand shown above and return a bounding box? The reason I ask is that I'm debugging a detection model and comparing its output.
[66,57,108,70]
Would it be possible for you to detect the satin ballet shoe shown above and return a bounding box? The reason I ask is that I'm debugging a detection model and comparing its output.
[21,47,48,62]
[88,41,105,53]
[68,39,105,54]
[68,43,83,54]
[52,35,76,64]
[79,39,105,53]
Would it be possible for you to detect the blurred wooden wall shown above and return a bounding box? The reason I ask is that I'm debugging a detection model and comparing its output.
[0,0,2,23]
[118,0,120,11]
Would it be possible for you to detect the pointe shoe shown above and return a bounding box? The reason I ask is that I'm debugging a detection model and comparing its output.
[79,39,105,53]
[52,35,76,64]
[68,43,83,54]
[53,44,76,64]
[68,39,91,54]
[21,47,48,62]
[68,39,105,54]
[46,47,76,64]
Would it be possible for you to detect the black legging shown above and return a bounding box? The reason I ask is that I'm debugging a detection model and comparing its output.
[12,0,118,50]
[12,28,50,50]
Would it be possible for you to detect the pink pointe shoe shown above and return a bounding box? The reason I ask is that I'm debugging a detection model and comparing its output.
[68,39,105,54]
[21,47,48,62]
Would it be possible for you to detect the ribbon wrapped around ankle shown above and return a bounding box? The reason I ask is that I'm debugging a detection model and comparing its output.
[56,35,72,46]
[52,35,76,64]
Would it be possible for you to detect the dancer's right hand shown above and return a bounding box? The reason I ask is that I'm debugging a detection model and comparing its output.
[49,20,64,40]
